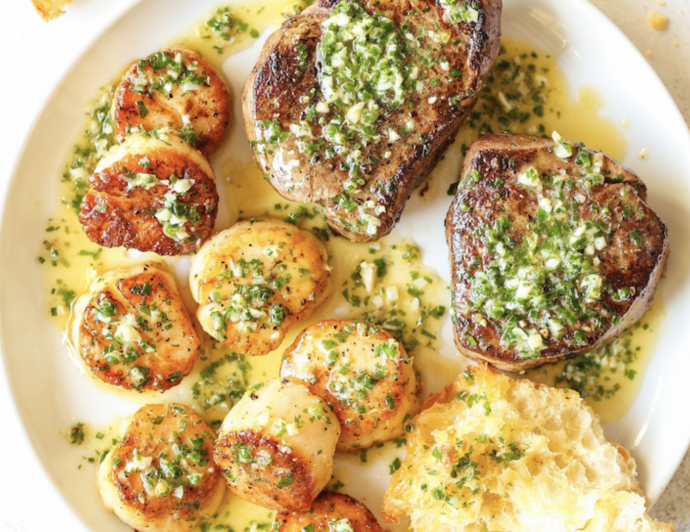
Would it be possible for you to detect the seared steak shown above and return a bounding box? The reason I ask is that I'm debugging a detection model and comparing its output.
[243,0,502,241]
[446,134,668,371]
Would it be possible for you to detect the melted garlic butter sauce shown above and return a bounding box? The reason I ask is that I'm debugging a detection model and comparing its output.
[42,4,662,531]
[527,297,665,424]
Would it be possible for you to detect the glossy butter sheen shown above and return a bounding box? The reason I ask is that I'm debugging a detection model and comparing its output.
[38,3,661,532]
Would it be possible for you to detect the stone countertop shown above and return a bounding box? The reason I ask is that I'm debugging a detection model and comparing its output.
[588,1,690,528]
[0,0,688,530]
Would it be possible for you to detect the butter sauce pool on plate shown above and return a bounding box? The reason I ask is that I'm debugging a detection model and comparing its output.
[2,0,690,531]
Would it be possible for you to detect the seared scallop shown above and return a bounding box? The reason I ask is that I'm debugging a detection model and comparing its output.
[66,263,200,392]
[214,378,340,512]
[274,491,382,532]
[98,403,225,532]
[281,320,419,451]
[79,130,219,255]
[112,48,231,156]
[190,219,331,356]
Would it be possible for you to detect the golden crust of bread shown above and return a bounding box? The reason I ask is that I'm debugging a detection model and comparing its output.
[383,363,673,532]
[31,0,72,21]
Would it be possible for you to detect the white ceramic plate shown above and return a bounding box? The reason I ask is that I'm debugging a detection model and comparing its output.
[2,0,690,530]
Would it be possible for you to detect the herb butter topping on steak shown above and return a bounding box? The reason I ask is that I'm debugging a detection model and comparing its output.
[446,133,668,371]
[243,0,502,242]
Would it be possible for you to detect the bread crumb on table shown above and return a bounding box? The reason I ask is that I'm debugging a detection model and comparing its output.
[648,10,669,30]
[644,49,653,57]
[31,0,72,21]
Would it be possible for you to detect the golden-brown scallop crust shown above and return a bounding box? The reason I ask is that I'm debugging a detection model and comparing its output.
[73,264,200,392]
[280,320,419,451]
[112,48,231,156]
[242,0,502,241]
[106,404,224,527]
[213,429,317,512]
[274,491,383,532]
[190,220,331,355]
[79,141,218,255]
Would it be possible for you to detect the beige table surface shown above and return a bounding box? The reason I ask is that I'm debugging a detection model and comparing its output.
[0,0,687,529]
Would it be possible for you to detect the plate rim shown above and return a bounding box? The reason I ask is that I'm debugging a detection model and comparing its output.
[1,0,689,528]
[0,1,149,530]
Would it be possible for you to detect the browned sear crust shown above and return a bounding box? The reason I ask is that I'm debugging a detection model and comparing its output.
[280,319,419,451]
[106,404,223,525]
[112,48,231,156]
[275,491,382,532]
[243,0,502,242]
[212,378,340,513]
[72,264,201,392]
[79,135,218,255]
[214,429,317,511]
[445,134,669,371]
[190,220,331,356]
